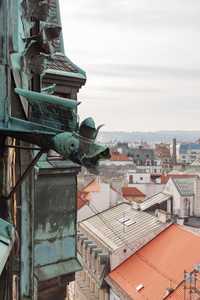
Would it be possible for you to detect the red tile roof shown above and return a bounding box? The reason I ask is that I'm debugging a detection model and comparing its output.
[164,274,200,299]
[107,224,200,299]
[110,149,132,162]
[122,187,146,197]
[82,179,100,193]
[156,145,170,154]
[77,190,90,210]
[77,179,100,209]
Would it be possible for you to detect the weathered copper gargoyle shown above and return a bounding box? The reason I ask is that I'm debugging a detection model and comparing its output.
[0,89,110,174]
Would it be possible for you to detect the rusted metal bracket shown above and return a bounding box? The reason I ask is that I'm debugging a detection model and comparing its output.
[1,148,47,202]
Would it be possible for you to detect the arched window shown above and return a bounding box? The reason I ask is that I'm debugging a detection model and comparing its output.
[146,160,151,165]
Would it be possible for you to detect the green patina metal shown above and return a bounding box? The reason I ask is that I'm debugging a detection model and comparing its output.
[15,87,80,111]
[0,0,110,297]
[0,218,16,275]
[34,168,83,282]
[0,88,110,175]
[41,83,56,95]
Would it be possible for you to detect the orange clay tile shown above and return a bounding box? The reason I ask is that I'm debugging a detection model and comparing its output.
[108,224,200,299]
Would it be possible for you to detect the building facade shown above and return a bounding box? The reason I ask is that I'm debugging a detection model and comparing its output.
[155,143,173,173]
[0,0,109,299]
[176,142,200,164]
[119,146,163,174]
[76,203,171,300]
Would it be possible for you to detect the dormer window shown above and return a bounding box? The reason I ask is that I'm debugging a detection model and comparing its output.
[136,159,142,165]
[146,160,151,166]
[113,152,119,155]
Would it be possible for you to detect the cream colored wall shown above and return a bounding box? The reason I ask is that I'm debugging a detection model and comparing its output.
[75,270,109,300]
[164,178,181,215]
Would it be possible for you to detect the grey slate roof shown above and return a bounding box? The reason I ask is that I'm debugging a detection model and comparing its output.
[47,55,79,73]
[119,146,160,164]
[140,192,172,211]
[78,203,169,250]
[171,177,195,196]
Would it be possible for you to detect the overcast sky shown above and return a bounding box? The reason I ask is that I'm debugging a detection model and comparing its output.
[59,0,200,132]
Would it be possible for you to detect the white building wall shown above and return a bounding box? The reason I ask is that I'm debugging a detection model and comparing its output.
[77,183,120,222]
[128,183,165,199]
[163,178,181,215]
[127,172,150,184]
[179,195,194,217]
[100,160,132,166]
[110,188,122,206]
[163,178,196,217]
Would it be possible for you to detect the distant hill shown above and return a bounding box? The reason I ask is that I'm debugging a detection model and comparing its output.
[97,131,200,144]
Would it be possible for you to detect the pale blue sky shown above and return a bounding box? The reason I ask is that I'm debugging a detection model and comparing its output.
[59,0,200,132]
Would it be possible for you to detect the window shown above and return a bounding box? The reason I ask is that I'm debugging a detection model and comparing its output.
[181,145,187,150]
[146,160,150,165]
[154,169,157,173]
[140,177,143,180]
[113,152,119,155]
[136,159,142,165]
[146,154,149,158]
[154,161,157,165]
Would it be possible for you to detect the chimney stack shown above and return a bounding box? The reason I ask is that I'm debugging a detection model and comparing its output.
[172,138,177,165]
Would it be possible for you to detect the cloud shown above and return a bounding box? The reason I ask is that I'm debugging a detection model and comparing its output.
[59,0,200,132]
[85,64,200,79]
[85,85,166,94]
[63,0,200,30]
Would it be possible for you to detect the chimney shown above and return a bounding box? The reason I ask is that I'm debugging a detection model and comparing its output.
[157,210,171,223]
[131,199,141,210]
[177,217,184,226]
[172,138,177,165]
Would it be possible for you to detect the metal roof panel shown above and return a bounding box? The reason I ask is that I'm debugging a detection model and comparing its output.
[79,203,166,250]
[140,192,172,211]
